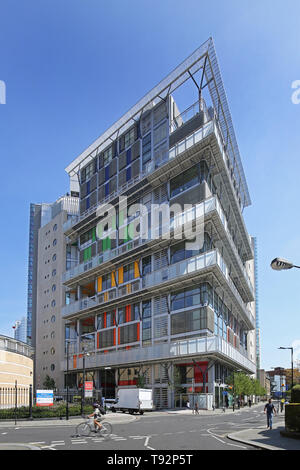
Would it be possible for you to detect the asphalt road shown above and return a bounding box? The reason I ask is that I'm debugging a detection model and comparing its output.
[0,404,276,452]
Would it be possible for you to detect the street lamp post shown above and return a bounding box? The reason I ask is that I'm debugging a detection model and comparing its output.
[66,340,70,421]
[270,258,300,271]
[279,347,294,390]
[81,350,90,416]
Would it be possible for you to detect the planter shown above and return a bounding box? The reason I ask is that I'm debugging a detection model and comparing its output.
[285,403,300,433]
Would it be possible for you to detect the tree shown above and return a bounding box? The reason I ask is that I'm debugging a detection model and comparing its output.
[225,372,264,398]
[43,375,56,390]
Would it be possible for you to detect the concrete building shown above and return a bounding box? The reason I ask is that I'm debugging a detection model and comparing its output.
[60,38,257,408]
[33,195,79,390]
[0,335,34,407]
[258,369,271,398]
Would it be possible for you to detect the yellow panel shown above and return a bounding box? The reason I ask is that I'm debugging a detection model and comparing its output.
[111,271,116,287]
[118,266,124,284]
[134,260,140,278]
[97,276,102,292]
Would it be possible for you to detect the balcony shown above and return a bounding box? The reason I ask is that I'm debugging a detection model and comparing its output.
[61,335,256,375]
[62,194,254,303]
[62,248,255,330]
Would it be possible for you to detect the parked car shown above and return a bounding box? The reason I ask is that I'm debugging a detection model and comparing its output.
[104,398,117,410]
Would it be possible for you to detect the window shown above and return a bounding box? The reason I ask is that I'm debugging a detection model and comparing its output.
[102,273,112,291]
[51,300,56,307]
[171,308,206,335]
[50,347,55,355]
[52,284,56,292]
[125,128,135,148]
[53,239,57,247]
[119,323,138,345]
[51,315,56,323]
[142,133,151,166]
[142,256,151,276]
[118,307,125,325]
[170,164,199,198]
[53,224,57,231]
[52,254,56,261]
[52,269,56,277]
[50,364,55,371]
[103,146,113,166]
[142,300,151,318]
[123,263,134,283]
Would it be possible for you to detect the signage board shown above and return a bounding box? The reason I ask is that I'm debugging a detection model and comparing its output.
[36,390,54,407]
[84,381,93,398]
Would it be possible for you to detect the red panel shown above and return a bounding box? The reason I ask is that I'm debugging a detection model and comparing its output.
[118,380,137,386]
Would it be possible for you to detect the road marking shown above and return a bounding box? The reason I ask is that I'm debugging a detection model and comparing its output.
[144,436,155,450]
[227,443,247,449]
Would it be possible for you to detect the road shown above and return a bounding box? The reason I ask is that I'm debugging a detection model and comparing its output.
[0,403,275,451]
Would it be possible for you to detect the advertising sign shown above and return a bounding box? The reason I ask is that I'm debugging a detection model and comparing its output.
[36,390,54,407]
[84,381,93,398]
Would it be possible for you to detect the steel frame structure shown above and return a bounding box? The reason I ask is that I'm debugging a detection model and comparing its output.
[65,38,251,209]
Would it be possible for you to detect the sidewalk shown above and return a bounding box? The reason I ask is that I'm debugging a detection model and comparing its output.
[228,417,300,451]
[164,403,260,415]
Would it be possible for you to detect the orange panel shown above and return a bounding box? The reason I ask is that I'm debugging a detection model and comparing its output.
[134,260,140,278]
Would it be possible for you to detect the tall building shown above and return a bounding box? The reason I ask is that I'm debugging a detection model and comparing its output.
[13,317,27,343]
[61,38,257,408]
[27,202,53,346]
[29,196,79,390]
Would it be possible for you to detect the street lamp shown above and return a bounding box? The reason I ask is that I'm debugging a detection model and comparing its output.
[232,369,242,412]
[66,340,70,421]
[270,257,300,271]
[278,347,294,390]
[81,350,90,416]
[104,367,112,410]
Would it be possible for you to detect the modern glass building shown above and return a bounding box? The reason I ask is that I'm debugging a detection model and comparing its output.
[61,38,257,409]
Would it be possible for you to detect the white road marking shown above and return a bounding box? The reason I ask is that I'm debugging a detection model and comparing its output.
[144,436,155,450]
[227,443,247,449]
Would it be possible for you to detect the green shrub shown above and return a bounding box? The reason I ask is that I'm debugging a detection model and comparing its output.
[285,404,300,433]
[291,385,300,404]
[0,403,93,420]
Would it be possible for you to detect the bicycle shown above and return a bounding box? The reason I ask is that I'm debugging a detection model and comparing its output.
[75,417,112,439]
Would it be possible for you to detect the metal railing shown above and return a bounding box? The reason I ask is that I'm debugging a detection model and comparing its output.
[63,335,256,374]
[62,247,254,328]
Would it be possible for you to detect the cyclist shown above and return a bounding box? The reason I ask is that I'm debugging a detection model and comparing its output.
[88,402,105,432]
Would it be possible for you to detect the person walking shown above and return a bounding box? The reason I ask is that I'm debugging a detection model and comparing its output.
[193,402,199,415]
[264,398,276,429]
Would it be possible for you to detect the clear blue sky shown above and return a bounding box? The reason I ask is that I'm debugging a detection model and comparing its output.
[0,0,300,371]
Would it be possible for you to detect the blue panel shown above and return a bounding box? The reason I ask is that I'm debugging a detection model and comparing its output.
[126,166,131,182]
[126,148,131,165]
[105,165,110,181]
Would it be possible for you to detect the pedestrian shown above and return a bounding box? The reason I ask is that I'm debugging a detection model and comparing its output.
[264,398,276,429]
[248,398,252,408]
[193,402,199,415]
[186,400,190,411]
[280,399,284,413]
[237,398,240,409]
